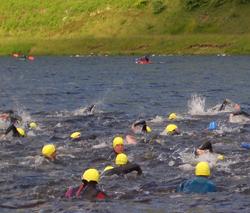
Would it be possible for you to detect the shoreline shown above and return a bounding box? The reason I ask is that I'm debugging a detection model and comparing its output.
[1,34,250,56]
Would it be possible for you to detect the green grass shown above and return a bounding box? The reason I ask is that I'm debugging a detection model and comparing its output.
[1,34,250,56]
[1,0,250,55]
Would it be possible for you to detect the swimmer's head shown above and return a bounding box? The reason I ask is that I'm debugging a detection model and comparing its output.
[115,153,128,166]
[42,144,56,160]
[113,136,124,154]
[165,124,180,135]
[195,162,211,177]
[168,113,177,120]
[195,141,213,156]
[70,131,81,140]
[234,104,241,111]
[82,168,100,183]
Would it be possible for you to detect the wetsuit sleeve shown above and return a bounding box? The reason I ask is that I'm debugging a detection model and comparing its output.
[133,120,146,127]
[219,101,227,111]
[123,163,142,175]
[5,124,19,136]
[105,163,142,176]
[119,163,142,175]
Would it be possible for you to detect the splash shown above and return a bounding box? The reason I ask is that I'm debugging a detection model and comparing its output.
[188,94,206,115]
[150,115,164,123]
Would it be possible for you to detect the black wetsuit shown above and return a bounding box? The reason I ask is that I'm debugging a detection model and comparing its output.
[86,104,95,113]
[104,162,142,176]
[5,124,22,137]
[219,100,230,111]
[131,120,152,142]
[65,181,107,200]
[3,111,23,137]
[133,120,147,132]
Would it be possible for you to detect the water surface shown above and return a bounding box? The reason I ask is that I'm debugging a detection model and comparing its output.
[0,56,250,212]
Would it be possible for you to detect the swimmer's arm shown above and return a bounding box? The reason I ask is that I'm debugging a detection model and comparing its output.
[5,124,15,135]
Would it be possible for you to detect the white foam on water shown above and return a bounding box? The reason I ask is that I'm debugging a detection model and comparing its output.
[150,115,164,123]
[92,142,108,149]
[188,94,206,115]
[229,114,250,124]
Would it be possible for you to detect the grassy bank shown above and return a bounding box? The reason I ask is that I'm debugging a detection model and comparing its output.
[1,0,250,55]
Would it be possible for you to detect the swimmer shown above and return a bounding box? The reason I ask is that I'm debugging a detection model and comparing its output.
[165,124,180,135]
[65,168,107,200]
[5,124,26,137]
[211,99,238,112]
[0,110,24,138]
[136,56,151,64]
[195,141,224,161]
[86,104,95,113]
[168,113,177,121]
[131,120,148,134]
[107,136,125,160]
[229,104,250,123]
[103,153,142,177]
[0,110,22,124]
[42,144,57,161]
[126,120,152,144]
[177,162,216,193]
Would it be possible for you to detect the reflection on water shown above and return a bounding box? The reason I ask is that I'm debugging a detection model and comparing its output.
[0,56,250,212]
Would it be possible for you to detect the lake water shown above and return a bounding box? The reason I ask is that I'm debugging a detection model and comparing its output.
[0,56,250,212]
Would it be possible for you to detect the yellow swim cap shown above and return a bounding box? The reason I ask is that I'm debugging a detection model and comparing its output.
[113,136,124,148]
[146,126,152,133]
[82,168,100,183]
[70,131,81,139]
[104,165,114,172]
[168,113,177,120]
[165,124,178,134]
[42,144,56,158]
[195,162,210,177]
[115,153,128,166]
[16,128,26,137]
[217,154,224,161]
[29,122,37,129]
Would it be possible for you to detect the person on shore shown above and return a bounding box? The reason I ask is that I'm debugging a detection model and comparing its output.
[103,153,142,177]
[177,162,216,193]
[65,168,107,200]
